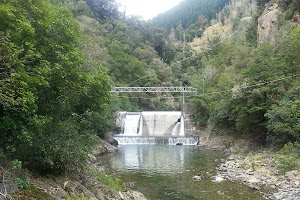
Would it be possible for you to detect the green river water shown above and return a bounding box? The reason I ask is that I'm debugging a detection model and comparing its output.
[100,145,266,200]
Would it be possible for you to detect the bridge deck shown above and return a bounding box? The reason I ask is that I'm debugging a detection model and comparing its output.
[111,87,197,93]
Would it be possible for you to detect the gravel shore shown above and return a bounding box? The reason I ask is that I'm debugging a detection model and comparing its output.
[217,153,300,200]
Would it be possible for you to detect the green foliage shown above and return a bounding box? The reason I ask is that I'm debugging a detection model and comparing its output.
[152,0,230,29]
[14,184,54,200]
[16,175,30,190]
[0,0,111,174]
[11,159,22,170]
[107,40,147,84]
[67,0,94,17]
[191,25,300,145]
[1,0,299,177]
[210,98,236,131]
[275,142,300,174]
[266,87,300,144]
[65,195,90,200]
[245,17,258,46]
[191,97,210,127]
[85,0,119,19]
[97,172,125,192]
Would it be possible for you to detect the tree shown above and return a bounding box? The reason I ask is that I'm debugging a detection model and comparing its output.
[0,0,111,174]
[266,87,300,144]
[85,0,119,20]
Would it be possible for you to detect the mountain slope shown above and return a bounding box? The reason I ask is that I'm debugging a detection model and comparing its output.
[151,0,230,30]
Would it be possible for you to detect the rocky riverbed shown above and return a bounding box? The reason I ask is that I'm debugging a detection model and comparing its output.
[196,130,300,200]
[217,153,300,200]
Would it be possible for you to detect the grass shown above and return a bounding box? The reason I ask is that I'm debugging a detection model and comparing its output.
[65,195,90,200]
[14,185,54,200]
[96,172,125,192]
[275,142,300,174]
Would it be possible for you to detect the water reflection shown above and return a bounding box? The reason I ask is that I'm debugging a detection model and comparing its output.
[110,145,187,174]
[102,145,266,200]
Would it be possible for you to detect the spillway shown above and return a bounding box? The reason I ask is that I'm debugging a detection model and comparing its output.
[114,136,199,145]
[115,111,199,145]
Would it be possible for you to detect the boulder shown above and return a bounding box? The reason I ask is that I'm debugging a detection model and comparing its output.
[285,170,298,182]
[212,176,224,183]
[192,175,202,181]
[248,177,261,184]
[120,190,147,200]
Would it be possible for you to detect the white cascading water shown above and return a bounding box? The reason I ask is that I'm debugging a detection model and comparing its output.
[115,111,199,145]
[115,136,199,145]
[138,116,143,136]
[123,114,141,136]
[171,115,185,136]
[179,115,185,136]
[171,122,181,136]
[168,137,198,145]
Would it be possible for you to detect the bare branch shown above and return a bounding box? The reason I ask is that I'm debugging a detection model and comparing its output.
[0,166,8,198]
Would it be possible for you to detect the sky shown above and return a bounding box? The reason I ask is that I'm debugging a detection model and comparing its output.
[116,0,184,20]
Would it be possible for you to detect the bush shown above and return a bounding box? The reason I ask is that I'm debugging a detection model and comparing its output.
[97,172,125,192]
[266,86,300,144]
[0,0,112,175]
[275,142,300,174]
[210,98,236,132]
[16,117,98,174]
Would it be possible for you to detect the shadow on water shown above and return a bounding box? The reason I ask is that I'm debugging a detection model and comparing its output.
[100,145,266,200]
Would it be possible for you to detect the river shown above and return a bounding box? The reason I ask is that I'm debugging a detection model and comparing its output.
[100,145,266,200]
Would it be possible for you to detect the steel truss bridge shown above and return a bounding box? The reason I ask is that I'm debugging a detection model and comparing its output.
[111,87,197,93]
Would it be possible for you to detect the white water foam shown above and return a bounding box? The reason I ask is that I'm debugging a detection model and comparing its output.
[114,136,199,145]
[123,114,141,135]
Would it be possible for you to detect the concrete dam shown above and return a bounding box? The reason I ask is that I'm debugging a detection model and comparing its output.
[114,111,198,145]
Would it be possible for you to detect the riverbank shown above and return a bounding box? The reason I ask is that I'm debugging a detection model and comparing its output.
[0,140,146,200]
[218,153,300,200]
[197,130,300,200]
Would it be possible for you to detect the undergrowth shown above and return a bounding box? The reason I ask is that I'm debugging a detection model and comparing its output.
[97,172,125,192]
[275,142,300,174]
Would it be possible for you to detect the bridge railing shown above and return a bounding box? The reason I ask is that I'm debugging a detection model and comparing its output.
[111,87,197,93]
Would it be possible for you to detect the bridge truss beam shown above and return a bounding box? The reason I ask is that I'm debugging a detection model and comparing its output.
[111,87,197,93]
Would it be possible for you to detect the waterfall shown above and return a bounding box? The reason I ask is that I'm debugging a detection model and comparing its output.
[115,111,198,145]
[171,122,181,136]
[123,114,141,136]
[179,115,185,136]
[171,115,185,136]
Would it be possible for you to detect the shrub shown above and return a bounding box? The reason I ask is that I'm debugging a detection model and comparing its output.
[275,142,300,174]
[97,172,125,192]
[266,87,300,144]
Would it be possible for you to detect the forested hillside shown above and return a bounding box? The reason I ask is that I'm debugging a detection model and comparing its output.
[0,0,187,176]
[0,0,299,184]
[152,0,230,30]
[0,0,116,174]
[185,0,300,146]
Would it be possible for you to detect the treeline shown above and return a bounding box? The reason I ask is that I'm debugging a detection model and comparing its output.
[0,0,117,174]
[151,0,230,30]
[1,0,299,175]
[188,0,300,145]
[72,0,187,111]
[0,0,187,174]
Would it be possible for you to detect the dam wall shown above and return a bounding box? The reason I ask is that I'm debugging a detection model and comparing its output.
[142,111,181,136]
[117,111,183,136]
